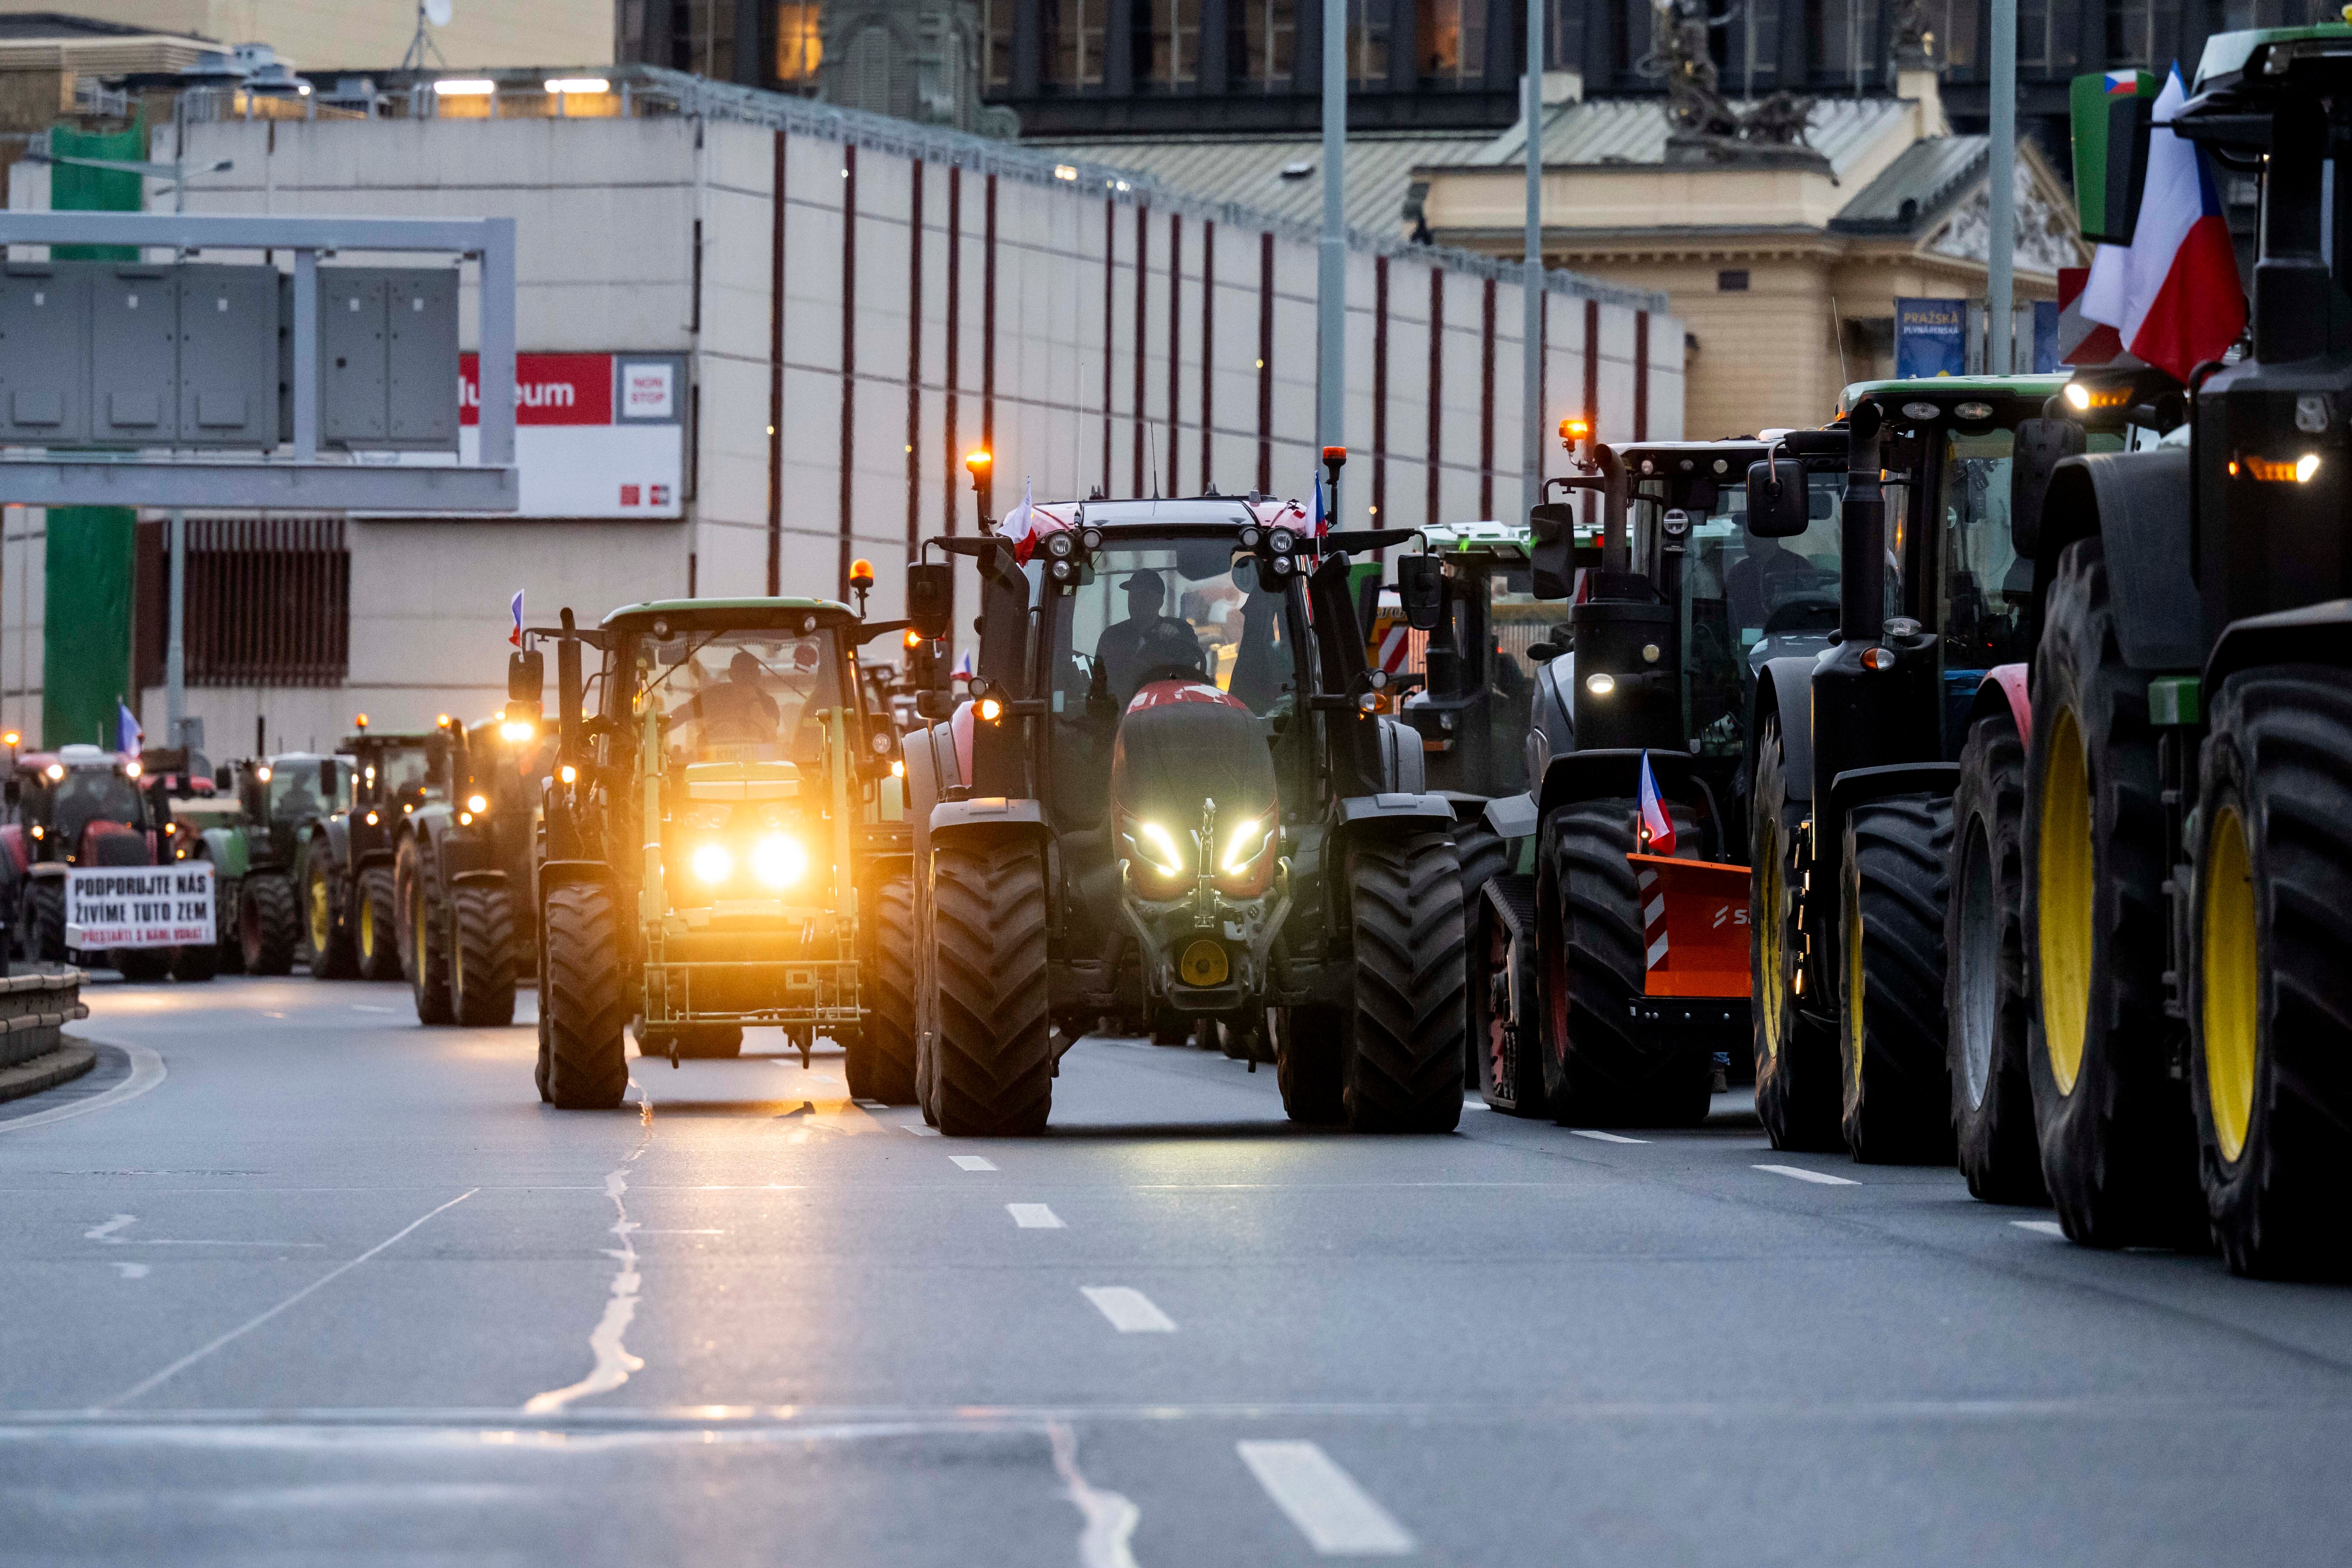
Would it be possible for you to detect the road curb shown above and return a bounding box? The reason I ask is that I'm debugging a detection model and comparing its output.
[0,1038,97,1105]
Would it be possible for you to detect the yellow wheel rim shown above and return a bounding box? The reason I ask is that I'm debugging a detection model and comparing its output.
[2201,804,2259,1165]
[1758,815,1784,1056]
[309,871,331,951]
[2037,706,2094,1095]
[1845,876,1865,1093]
[358,895,376,962]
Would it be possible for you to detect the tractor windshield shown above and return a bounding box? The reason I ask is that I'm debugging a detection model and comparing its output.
[636,628,845,767]
[1644,468,1848,759]
[369,743,434,802]
[52,767,145,837]
[266,760,354,824]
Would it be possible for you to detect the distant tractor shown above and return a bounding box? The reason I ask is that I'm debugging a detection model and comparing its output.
[395,714,547,1027]
[526,593,918,1106]
[303,725,440,983]
[0,744,165,974]
[197,754,352,977]
[900,490,1468,1137]
[136,746,227,982]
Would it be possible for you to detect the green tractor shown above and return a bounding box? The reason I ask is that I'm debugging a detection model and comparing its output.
[1988,36,2352,1276]
[193,753,352,977]
[899,494,1468,1137]
[393,713,549,1027]
[525,596,915,1107]
[301,724,440,984]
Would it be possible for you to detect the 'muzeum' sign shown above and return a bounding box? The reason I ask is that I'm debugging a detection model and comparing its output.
[65,864,214,950]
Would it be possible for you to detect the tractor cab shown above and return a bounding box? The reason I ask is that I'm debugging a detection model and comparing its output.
[346,730,443,822]
[226,753,356,872]
[5,744,153,871]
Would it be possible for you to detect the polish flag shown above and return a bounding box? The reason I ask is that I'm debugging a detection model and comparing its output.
[2079,68,2246,382]
[1636,750,1676,854]
[998,479,1067,565]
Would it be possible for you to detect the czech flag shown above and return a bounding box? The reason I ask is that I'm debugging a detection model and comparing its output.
[1637,749,1676,854]
[2079,67,2247,382]
[999,478,1067,565]
[508,589,525,649]
[1308,460,1329,537]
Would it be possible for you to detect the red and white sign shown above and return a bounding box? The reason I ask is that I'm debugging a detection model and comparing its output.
[371,353,684,520]
[65,864,213,950]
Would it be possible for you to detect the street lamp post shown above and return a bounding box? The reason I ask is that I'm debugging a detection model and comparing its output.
[1523,0,1545,522]
[1317,0,1347,505]
[1988,0,2017,373]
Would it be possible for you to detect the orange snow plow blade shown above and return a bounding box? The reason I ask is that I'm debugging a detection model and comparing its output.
[1627,853,1750,999]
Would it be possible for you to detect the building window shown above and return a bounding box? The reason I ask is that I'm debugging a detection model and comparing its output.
[1349,0,1391,85]
[1139,0,1203,88]
[2104,0,2178,66]
[776,1,822,84]
[172,517,351,689]
[982,0,1012,87]
[2016,0,2078,72]
[1420,0,1487,86]
[1718,269,1750,291]
[1923,0,1977,72]
[1046,0,1108,90]
[1728,0,1779,91]
[1810,0,1882,90]
[1237,0,1296,91]
[1547,0,1580,70]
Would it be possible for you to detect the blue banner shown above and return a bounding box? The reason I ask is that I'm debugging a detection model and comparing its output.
[2032,300,2061,373]
[1895,298,1967,379]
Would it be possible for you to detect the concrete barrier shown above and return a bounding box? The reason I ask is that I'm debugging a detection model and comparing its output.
[0,968,90,1071]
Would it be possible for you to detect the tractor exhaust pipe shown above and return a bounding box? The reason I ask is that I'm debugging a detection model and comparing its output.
[1842,398,1886,645]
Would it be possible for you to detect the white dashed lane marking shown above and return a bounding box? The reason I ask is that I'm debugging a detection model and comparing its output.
[902,1124,941,1137]
[2012,1219,2066,1237]
[1564,1129,1649,1145]
[1008,1203,1065,1229]
[1081,1286,1175,1333]
[1237,1440,1415,1555]
[1755,1164,1860,1186]
[949,1155,997,1172]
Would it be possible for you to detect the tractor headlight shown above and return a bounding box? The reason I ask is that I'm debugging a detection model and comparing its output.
[1585,672,1616,697]
[466,793,489,814]
[690,842,734,884]
[1221,814,1273,874]
[1136,820,1188,880]
[499,718,536,743]
[751,834,807,888]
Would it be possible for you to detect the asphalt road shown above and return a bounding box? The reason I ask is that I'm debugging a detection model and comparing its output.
[2,975,2348,1566]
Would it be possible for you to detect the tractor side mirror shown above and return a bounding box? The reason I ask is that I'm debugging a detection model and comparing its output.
[1527,641,1562,663]
[318,759,337,797]
[907,563,954,642]
[3,778,16,805]
[1396,555,1444,632]
[1528,501,1578,600]
[508,648,545,710]
[1745,458,1810,538]
[2009,417,2085,559]
[915,689,954,721]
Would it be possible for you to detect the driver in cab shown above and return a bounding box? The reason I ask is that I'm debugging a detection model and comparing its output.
[1093,570,1202,704]
[687,650,782,749]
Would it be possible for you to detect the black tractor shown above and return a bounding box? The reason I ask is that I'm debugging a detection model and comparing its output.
[395,713,548,1027]
[301,724,441,984]
[901,488,1468,1137]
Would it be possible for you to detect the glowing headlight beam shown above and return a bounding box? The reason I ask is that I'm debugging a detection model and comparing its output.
[690,842,734,884]
[1221,815,1272,874]
[752,834,807,889]
[1138,820,1188,879]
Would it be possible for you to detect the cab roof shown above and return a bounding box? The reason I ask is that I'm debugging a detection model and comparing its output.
[1839,373,2071,414]
[2193,22,2352,92]
[602,597,853,630]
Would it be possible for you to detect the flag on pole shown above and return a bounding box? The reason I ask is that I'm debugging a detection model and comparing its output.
[509,590,525,649]
[115,700,143,756]
[2078,67,2246,382]
[1636,750,1676,854]
[1308,459,1329,537]
[999,479,1066,564]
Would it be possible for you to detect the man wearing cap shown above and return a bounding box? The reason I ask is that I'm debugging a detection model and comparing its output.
[1094,570,1203,705]
[688,650,783,748]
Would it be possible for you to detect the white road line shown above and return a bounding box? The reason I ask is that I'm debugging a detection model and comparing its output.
[903,1124,941,1137]
[1237,1440,1415,1555]
[98,1188,479,1411]
[525,1090,655,1415]
[351,1005,399,1014]
[1081,1287,1176,1333]
[950,1155,998,1172]
[85,1214,135,1243]
[1008,1203,1065,1229]
[110,1262,148,1279]
[1047,1420,1142,1568]
[1755,1163,1860,1186]
[0,1040,165,1135]
[1564,1129,1649,1145]
[2011,1219,2067,1238]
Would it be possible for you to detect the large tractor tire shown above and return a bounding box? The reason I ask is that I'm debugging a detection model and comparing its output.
[1839,795,1956,1163]
[929,836,1053,1136]
[535,1002,554,1103]
[354,866,402,982]
[450,880,518,1027]
[1540,799,1711,1128]
[305,856,358,980]
[2188,668,2352,1279]
[1274,1003,1347,1124]
[237,872,300,976]
[1341,830,1466,1133]
[1451,815,1514,1085]
[208,867,244,975]
[23,880,66,965]
[1471,879,1546,1116]
[398,836,454,1026]
[2023,540,2202,1248]
[168,941,217,983]
[847,873,919,1103]
[1750,714,1842,1151]
[543,882,631,1109]
[1946,713,2047,1203]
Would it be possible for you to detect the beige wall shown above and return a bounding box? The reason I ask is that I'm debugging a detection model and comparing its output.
[0,1,613,70]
